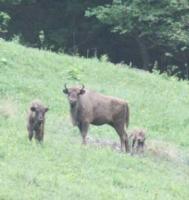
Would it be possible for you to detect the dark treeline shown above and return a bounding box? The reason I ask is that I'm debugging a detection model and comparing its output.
[0,0,189,79]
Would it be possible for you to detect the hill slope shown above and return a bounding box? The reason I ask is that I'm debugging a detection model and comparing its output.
[0,40,189,200]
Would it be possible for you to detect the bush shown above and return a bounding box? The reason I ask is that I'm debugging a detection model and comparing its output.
[0,12,10,33]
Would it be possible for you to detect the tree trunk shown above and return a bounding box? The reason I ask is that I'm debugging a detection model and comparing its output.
[136,38,151,70]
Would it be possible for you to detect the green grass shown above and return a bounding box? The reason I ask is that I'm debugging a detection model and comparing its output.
[0,40,189,200]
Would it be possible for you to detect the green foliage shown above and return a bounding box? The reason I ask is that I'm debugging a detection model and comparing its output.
[68,67,82,81]
[1,0,189,78]
[88,0,189,44]
[38,30,45,49]
[11,34,23,44]
[100,54,109,62]
[0,0,35,3]
[0,11,10,33]
[86,0,189,76]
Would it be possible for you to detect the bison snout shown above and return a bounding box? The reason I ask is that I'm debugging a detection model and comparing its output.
[69,99,77,105]
[38,118,44,123]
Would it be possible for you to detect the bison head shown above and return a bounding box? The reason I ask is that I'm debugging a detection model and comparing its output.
[31,106,49,124]
[63,84,86,106]
[136,131,145,148]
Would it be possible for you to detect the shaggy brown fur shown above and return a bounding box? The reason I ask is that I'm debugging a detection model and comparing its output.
[129,129,146,155]
[27,99,48,142]
[63,85,129,152]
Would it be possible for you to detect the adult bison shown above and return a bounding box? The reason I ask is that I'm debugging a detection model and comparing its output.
[63,84,130,152]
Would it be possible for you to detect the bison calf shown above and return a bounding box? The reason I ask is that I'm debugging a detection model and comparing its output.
[63,84,130,152]
[129,129,146,155]
[27,100,48,142]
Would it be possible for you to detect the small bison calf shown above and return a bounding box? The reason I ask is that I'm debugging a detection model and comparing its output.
[27,100,48,142]
[129,129,146,155]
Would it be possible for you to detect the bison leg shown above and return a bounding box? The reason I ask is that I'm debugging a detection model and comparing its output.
[34,130,40,141]
[28,131,33,141]
[131,139,136,155]
[136,142,140,154]
[141,144,144,154]
[137,142,144,154]
[122,132,129,153]
[27,126,34,141]
[39,125,44,142]
[78,122,89,145]
[35,124,44,143]
[35,130,43,143]
[114,125,129,153]
[38,131,44,142]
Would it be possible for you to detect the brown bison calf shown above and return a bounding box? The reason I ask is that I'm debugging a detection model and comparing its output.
[27,100,48,142]
[129,129,146,155]
[63,84,129,152]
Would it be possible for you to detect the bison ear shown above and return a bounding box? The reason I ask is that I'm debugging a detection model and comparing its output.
[63,89,68,94]
[79,89,85,95]
[45,107,49,112]
[30,106,36,112]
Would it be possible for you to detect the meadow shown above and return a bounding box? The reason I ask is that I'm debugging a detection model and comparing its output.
[0,40,189,200]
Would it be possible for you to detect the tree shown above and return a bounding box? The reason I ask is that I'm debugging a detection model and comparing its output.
[1,0,189,79]
[0,0,35,36]
[86,0,189,73]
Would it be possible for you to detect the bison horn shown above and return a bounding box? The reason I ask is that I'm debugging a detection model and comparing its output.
[81,84,85,90]
[64,83,68,90]
[63,83,68,94]
[79,84,85,95]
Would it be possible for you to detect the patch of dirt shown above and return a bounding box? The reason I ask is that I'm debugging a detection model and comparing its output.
[0,98,17,118]
[87,136,121,152]
[86,136,189,165]
[146,140,189,165]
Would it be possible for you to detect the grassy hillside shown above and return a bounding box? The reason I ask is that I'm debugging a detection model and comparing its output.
[0,40,189,200]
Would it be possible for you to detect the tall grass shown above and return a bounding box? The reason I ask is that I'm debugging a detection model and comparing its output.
[0,40,189,200]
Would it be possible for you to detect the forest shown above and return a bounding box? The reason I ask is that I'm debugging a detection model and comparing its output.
[0,0,189,79]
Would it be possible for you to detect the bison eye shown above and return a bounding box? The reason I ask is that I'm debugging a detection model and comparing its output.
[30,106,36,111]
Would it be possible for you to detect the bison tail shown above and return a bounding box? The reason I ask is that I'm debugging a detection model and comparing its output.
[125,103,129,128]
